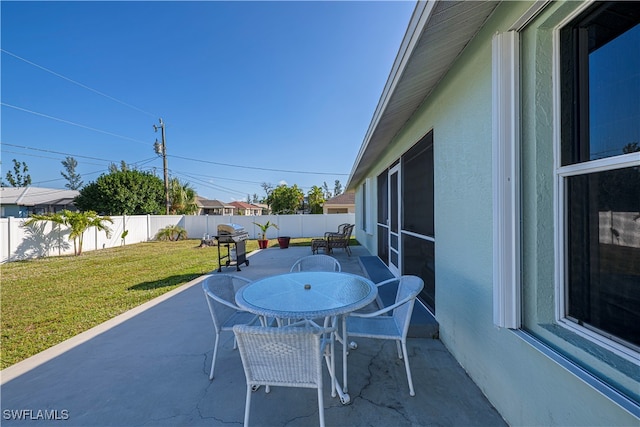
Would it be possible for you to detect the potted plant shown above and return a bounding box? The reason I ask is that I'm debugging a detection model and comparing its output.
[277,236,291,249]
[253,221,278,249]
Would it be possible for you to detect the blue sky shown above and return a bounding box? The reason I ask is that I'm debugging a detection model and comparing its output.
[1,1,415,201]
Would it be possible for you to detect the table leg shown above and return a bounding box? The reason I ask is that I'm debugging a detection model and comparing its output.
[342,316,348,393]
[322,316,350,404]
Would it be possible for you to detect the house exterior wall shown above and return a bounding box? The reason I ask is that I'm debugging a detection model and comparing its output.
[353,1,637,425]
[323,205,355,214]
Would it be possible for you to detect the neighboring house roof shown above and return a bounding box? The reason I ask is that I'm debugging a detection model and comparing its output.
[324,192,355,206]
[197,197,229,209]
[347,0,500,189]
[228,201,260,210]
[0,187,80,207]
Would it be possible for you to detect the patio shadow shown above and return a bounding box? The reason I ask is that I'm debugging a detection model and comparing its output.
[128,274,202,291]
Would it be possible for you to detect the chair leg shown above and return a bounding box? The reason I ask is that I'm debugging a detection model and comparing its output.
[209,334,220,380]
[396,340,403,359]
[401,340,415,396]
[244,385,252,427]
[317,387,325,427]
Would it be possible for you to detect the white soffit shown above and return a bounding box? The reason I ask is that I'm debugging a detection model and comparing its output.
[348,0,500,188]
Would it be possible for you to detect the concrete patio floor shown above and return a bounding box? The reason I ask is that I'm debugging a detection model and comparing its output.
[1,244,506,426]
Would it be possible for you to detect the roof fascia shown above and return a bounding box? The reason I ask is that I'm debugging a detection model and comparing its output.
[347,0,436,189]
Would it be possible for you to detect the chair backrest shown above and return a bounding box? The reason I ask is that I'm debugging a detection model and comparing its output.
[392,276,425,337]
[290,255,341,272]
[202,274,250,332]
[343,224,354,240]
[233,324,324,388]
[335,223,349,234]
[327,224,354,246]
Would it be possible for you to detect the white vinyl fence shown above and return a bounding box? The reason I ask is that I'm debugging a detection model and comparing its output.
[0,213,355,263]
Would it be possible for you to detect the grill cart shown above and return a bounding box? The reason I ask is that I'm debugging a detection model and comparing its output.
[214,223,250,272]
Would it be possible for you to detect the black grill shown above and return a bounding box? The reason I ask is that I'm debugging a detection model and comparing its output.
[214,224,249,272]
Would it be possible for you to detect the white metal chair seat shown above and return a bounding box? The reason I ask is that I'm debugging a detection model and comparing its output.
[221,311,259,329]
[346,275,424,396]
[290,254,341,272]
[202,274,260,380]
[345,316,402,338]
[233,322,334,427]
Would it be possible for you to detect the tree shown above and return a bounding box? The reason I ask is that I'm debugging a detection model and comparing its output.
[108,160,129,173]
[322,181,332,199]
[23,210,113,256]
[261,182,273,197]
[307,185,325,214]
[333,180,343,196]
[168,178,198,215]
[251,193,260,204]
[61,156,83,190]
[266,184,304,214]
[74,169,165,215]
[4,159,32,187]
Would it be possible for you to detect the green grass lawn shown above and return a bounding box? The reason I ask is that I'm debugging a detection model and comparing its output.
[0,238,311,369]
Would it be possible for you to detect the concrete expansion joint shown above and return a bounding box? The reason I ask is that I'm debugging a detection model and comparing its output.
[356,343,386,396]
[144,410,198,426]
[201,352,209,377]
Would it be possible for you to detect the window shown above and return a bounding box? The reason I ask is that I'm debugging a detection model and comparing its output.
[558,2,640,352]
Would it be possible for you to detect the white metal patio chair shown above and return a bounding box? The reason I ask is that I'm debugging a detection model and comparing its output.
[290,254,341,272]
[233,322,333,427]
[345,275,424,396]
[202,274,260,380]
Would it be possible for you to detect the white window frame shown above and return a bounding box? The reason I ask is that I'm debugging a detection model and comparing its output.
[552,4,640,362]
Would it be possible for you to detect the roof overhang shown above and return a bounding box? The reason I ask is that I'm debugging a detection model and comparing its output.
[347,0,500,190]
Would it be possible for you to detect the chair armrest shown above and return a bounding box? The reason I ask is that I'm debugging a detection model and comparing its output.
[205,291,244,311]
[348,294,414,318]
[375,277,400,288]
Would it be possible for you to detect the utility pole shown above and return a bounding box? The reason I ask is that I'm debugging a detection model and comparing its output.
[153,118,170,215]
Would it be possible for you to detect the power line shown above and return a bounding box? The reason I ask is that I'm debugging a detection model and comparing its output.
[3,140,346,198]
[31,169,104,186]
[170,169,264,185]
[1,103,151,146]
[3,142,162,172]
[1,48,158,118]
[169,154,349,176]
[2,142,119,163]
[171,170,247,197]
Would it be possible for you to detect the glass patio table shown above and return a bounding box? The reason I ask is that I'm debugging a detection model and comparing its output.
[235,271,377,404]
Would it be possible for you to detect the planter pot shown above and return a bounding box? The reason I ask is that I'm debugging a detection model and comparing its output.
[258,239,269,249]
[277,236,291,249]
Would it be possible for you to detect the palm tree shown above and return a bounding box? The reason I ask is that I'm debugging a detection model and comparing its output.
[24,210,113,256]
[168,178,199,215]
[154,224,188,241]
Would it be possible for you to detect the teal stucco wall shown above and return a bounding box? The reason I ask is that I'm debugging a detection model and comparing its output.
[353,1,638,425]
